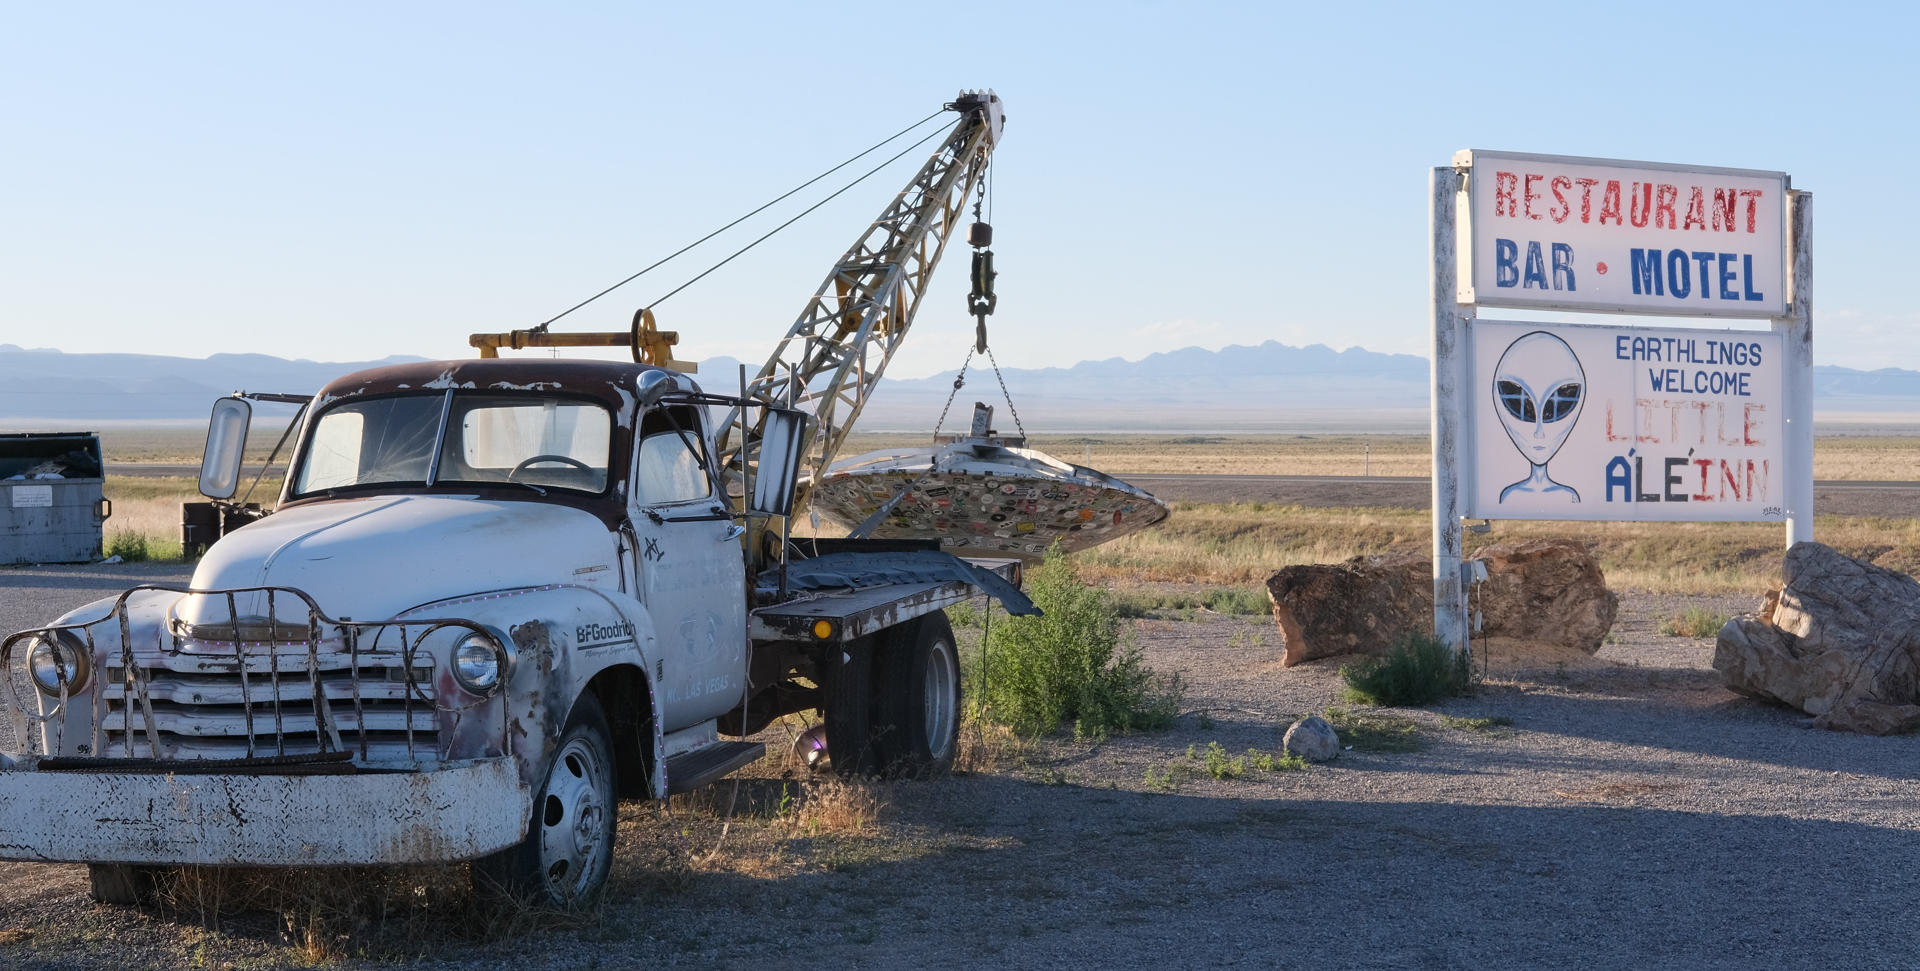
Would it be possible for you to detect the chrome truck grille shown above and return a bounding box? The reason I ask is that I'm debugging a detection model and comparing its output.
[2,585,503,765]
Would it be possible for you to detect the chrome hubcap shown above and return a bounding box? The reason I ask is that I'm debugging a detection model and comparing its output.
[537,735,610,902]
[925,637,957,762]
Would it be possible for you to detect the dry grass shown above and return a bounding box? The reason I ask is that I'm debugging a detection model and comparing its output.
[1078,500,1920,595]
[98,475,283,562]
[94,422,299,465]
[954,715,1024,775]
[103,477,194,560]
[139,863,556,963]
[835,431,1920,480]
[1079,502,1429,585]
[87,429,1920,566]
[85,424,1920,480]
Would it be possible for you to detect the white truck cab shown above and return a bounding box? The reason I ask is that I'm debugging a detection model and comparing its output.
[0,358,1031,906]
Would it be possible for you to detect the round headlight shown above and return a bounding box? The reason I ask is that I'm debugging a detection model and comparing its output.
[28,634,89,696]
[452,631,504,694]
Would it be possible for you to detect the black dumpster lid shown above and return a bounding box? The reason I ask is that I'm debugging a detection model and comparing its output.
[0,432,103,479]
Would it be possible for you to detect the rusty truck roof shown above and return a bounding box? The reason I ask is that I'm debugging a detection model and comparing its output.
[312,358,699,411]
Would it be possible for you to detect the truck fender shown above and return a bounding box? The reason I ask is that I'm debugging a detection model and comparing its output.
[409,585,664,800]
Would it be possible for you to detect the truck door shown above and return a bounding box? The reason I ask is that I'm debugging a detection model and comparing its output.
[628,402,747,730]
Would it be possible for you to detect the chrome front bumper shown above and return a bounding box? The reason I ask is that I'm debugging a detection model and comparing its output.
[0,756,530,865]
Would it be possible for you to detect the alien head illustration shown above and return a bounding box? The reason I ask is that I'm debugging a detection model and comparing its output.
[1493,331,1584,503]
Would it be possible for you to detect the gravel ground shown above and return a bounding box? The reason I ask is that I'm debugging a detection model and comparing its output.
[2,566,1917,969]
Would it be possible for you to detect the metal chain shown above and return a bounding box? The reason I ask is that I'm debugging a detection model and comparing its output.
[984,347,1025,439]
[930,347,975,441]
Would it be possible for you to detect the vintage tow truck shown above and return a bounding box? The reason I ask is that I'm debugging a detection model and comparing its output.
[0,91,1023,906]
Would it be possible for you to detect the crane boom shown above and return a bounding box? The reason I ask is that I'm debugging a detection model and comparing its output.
[716,90,1005,536]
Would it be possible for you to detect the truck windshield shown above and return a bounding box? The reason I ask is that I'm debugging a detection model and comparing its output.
[291,393,612,497]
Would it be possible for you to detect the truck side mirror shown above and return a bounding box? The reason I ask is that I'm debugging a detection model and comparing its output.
[199,396,252,500]
[749,407,808,519]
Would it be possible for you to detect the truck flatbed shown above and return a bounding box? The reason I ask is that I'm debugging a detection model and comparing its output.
[749,556,1022,642]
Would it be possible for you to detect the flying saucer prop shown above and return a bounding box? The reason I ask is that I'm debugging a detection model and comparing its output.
[809,435,1171,562]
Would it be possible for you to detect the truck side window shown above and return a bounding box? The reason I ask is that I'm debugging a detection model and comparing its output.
[634,406,709,504]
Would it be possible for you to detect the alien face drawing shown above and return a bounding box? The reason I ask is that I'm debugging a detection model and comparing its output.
[1492,331,1584,503]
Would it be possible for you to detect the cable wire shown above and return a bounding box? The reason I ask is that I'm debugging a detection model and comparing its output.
[531,108,950,330]
[640,123,950,312]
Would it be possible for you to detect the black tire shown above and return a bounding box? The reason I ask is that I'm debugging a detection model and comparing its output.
[88,864,164,906]
[474,693,617,908]
[873,613,962,777]
[822,635,878,777]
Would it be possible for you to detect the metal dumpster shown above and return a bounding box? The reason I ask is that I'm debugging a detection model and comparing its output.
[1,432,109,565]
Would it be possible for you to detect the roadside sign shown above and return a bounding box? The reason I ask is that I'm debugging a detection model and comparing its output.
[1465,320,1784,522]
[1426,150,1809,654]
[1456,150,1787,318]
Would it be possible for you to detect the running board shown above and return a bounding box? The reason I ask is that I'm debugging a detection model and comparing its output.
[665,741,765,794]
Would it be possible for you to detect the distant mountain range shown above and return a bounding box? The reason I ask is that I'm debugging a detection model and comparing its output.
[0,345,431,423]
[4,341,1917,431]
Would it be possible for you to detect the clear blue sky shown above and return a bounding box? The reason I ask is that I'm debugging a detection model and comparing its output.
[4,1,1912,378]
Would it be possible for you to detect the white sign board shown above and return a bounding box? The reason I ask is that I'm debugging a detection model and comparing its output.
[1458,150,1787,318]
[10,485,54,508]
[1466,320,1784,522]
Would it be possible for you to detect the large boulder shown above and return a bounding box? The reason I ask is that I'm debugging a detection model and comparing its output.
[1472,540,1618,653]
[1265,553,1433,667]
[1714,542,1920,735]
[1264,540,1616,667]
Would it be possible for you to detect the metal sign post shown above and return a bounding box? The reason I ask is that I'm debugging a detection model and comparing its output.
[1431,150,1811,656]
[1781,191,1814,547]
[1430,166,1470,652]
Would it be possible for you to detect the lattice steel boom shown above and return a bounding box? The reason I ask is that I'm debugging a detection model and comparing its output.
[715,91,1005,537]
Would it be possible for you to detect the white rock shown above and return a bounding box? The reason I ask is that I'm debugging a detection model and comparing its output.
[1283,715,1340,762]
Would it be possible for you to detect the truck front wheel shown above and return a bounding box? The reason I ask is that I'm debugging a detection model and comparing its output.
[873,613,961,776]
[475,693,617,907]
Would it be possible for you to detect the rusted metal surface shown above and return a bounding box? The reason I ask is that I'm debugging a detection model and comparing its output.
[749,554,1029,642]
[751,578,979,643]
[0,756,529,865]
[469,309,695,372]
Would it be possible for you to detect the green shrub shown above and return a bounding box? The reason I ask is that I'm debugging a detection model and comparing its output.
[1271,751,1308,771]
[946,601,984,629]
[105,530,151,563]
[969,547,1183,737]
[1201,741,1244,780]
[1339,633,1471,707]
[1658,606,1730,638]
